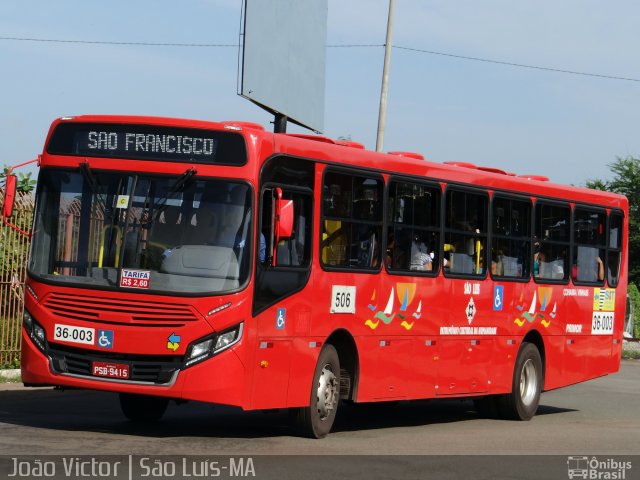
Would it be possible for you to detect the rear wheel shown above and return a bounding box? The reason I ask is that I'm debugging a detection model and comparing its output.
[119,393,169,423]
[294,344,340,438]
[497,342,542,420]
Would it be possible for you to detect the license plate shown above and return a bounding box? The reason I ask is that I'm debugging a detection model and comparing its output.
[54,324,95,345]
[92,361,130,379]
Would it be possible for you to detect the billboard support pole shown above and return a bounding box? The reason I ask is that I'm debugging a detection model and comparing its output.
[376,0,394,152]
[274,113,288,133]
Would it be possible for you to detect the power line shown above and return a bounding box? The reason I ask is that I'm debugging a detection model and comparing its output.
[1,36,639,83]
[0,36,237,47]
[394,45,640,83]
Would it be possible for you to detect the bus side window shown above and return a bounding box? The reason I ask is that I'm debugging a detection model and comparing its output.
[607,212,623,286]
[572,207,606,284]
[322,220,347,266]
[321,170,383,271]
[491,196,531,280]
[444,188,487,277]
[534,202,570,282]
[386,180,440,274]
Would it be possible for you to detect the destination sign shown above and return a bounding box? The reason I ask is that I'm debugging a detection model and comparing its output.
[86,131,216,157]
[47,122,247,165]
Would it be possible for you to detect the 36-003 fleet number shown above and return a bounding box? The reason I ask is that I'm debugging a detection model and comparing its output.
[591,312,614,335]
[53,324,95,345]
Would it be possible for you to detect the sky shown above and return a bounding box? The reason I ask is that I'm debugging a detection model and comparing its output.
[1,0,639,186]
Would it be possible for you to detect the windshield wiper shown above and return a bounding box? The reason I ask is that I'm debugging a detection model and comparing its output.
[169,167,197,194]
[153,167,197,220]
[79,161,97,192]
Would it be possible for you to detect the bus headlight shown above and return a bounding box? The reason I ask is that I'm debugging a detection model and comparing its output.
[184,322,243,368]
[214,328,241,353]
[23,310,47,353]
[190,339,214,361]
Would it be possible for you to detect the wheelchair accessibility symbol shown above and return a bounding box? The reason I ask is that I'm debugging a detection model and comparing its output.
[97,329,114,349]
[276,308,286,330]
[493,286,504,311]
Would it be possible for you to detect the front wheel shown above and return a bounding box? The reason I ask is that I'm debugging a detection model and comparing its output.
[119,393,169,423]
[293,344,340,438]
[497,342,543,420]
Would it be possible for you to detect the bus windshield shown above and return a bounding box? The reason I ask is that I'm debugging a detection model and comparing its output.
[29,168,253,295]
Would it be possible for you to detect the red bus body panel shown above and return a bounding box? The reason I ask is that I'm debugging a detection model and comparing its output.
[20,115,627,411]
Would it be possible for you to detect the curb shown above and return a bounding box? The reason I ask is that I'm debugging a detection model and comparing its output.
[0,369,21,379]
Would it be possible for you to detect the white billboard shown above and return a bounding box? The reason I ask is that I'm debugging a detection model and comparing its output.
[240,0,328,132]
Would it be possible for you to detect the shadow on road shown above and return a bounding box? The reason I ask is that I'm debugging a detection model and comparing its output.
[0,387,575,439]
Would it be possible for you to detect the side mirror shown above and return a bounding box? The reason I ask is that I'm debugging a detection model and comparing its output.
[2,174,17,219]
[271,188,295,265]
[1,157,39,237]
[276,198,294,239]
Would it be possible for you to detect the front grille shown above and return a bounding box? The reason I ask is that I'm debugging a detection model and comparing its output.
[48,344,183,385]
[42,292,199,327]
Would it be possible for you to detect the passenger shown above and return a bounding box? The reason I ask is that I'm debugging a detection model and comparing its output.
[410,238,433,271]
[533,240,546,278]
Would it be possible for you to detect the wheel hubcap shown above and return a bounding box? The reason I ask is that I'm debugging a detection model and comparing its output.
[316,364,339,421]
[519,359,538,406]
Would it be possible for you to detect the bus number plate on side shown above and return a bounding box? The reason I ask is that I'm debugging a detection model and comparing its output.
[53,324,95,345]
[591,312,614,335]
[92,361,130,380]
[330,286,356,314]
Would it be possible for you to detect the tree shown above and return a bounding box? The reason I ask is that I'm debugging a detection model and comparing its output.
[1,164,36,194]
[586,156,640,287]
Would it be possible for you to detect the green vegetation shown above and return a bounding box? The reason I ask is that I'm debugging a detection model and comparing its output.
[0,372,21,383]
[622,349,640,360]
[1,165,36,194]
[628,283,640,339]
[0,352,20,370]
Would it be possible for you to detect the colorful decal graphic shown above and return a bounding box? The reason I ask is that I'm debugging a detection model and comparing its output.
[413,301,422,320]
[400,320,415,330]
[514,287,555,328]
[465,297,476,325]
[167,332,181,352]
[364,283,422,331]
[397,283,416,311]
[368,289,377,311]
[592,288,615,335]
[593,288,615,312]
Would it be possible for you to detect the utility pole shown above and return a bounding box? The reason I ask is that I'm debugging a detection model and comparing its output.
[376,0,394,152]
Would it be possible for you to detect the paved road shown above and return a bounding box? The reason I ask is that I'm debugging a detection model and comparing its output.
[0,361,638,457]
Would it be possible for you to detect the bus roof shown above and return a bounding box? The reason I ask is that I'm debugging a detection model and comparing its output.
[43,115,627,211]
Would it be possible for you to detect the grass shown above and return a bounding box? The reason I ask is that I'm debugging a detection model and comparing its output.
[622,349,640,360]
[0,315,22,369]
[0,373,21,383]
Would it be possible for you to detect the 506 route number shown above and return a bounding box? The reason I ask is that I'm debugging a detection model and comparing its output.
[54,324,95,345]
[331,286,356,314]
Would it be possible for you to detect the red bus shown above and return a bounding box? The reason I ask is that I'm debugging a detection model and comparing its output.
[3,115,627,438]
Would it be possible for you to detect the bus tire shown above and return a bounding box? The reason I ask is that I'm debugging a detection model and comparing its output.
[498,342,542,420]
[295,344,340,438]
[119,393,169,423]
